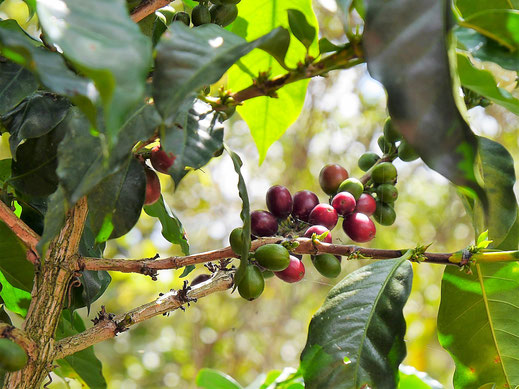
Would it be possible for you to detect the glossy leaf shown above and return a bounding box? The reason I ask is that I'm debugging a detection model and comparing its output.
[398,365,443,389]
[196,368,243,389]
[88,157,146,242]
[287,9,316,49]
[0,20,97,119]
[455,0,516,18]
[224,146,251,289]
[229,0,318,163]
[0,220,34,292]
[2,92,71,156]
[300,255,413,389]
[0,270,31,317]
[460,10,519,51]
[363,0,486,204]
[37,0,152,142]
[144,195,189,255]
[56,311,106,389]
[438,137,519,388]
[153,23,285,121]
[161,99,223,188]
[455,27,519,71]
[0,61,37,116]
[458,54,519,115]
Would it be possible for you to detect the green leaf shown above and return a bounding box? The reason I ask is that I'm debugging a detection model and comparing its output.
[224,146,250,289]
[179,265,195,278]
[460,10,519,51]
[2,92,71,156]
[287,9,316,49]
[37,0,152,142]
[56,311,106,389]
[196,368,243,389]
[363,0,486,205]
[300,254,413,389]
[88,157,146,242]
[161,99,223,187]
[9,112,68,197]
[438,140,519,388]
[0,61,37,116]
[398,365,443,389]
[0,159,11,185]
[229,0,318,163]
[257,28,291,69]
[0,270,31,317]
[455,0,516,18]
[318,38,343,54]
[153,23,285,121]
[0,305,11,325]
[457,54,519,115]
[0,20,97,120]
[144,195,189,255]
[0,220,34,292]
[455,27,519,71]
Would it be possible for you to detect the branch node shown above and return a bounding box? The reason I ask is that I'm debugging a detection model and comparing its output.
[92,306,115,325]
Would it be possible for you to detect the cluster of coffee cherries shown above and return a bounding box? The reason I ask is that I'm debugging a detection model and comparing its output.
[142,144,176,206]
[171,0,240,28]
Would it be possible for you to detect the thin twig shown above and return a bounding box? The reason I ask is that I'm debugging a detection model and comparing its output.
[53,270,233,359]
[0,324,38,361]
[0,200,40,264]
[131,0,172,22]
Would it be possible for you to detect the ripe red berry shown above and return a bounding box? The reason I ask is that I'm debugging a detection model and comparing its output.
[304,225,332,243]
[342,212,376,243]
[355,193,377,216]
[319,164,349,195]
[144,167,161,205]
[275,255,305,283]
[150,145,176,174]
[292,190,319,222]
[266,185,293,218]
[251,210,278,237]
[308,204,338,231]
[331,191,356,216]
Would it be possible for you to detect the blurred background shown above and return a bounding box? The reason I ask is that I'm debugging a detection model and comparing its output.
[1,0,518,387]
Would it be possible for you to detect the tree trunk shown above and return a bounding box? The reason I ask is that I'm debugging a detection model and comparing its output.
[3,199,88,388]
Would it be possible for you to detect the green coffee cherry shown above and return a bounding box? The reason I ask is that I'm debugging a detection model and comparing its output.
[377,135,395,155]
[229,227,245,255]
[337,178,364,200]
[0,338,28,372]
[398,141,420,162]
[312,254,341,278]
[373,201,396,226]
[192,4,211,26]
[371,162,397,184]
[172,11,190,26]
[376,184,398,203]
[254,244,290,271]
[210,4,238,26]
[238,264,265,301]
[358,152,380,172]
[262,269,274,279]
[383,118,402,143]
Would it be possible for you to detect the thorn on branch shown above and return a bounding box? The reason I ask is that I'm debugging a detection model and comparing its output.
[92,306,115,326]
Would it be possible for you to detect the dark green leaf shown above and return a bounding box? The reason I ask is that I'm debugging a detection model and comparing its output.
[9,110,68,197]
[0,61,37,116]
[1,92,70,156]
[0,305,11,325]
[88,157,146,242]
[455,27,519,71]
[257,28,291,69]
[22,0,36,17]
[318,38,343,54]
[37,0,152,142]
[153,23,285,121]
[56,311,106,389]
[0,220,34,292]
[0,159,11,185]
[224,146,250,289]
[18,195,46,236]
[458,54,519,115]
[196,368,243,389]
[363,0,486,205]
[162,99,223,187]
[0,270,31,317]
[301,255,413,389]
[0,20,97,121]
[287,9,316,49]
[179,265,195,278]
[144,195,189,255]
[460,10,519,51]
[455,0,515,18]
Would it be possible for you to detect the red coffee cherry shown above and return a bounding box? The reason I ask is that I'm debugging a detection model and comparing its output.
[308,204,338,231]
[292,190,319,222]
[150,145,176,174]
[266,185,293,219]
[304,225,332,243]
[251,210,278,237]
[355,193,377,216]
[342,212,376,243]
[144,167,161,205]
[331,191,356,216]
[319,164,349,195]
[275,255,305,283]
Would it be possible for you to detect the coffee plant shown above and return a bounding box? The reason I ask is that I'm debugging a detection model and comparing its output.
[0,0,518,388]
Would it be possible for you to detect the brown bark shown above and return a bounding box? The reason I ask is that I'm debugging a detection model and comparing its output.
[3,198,88,389]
